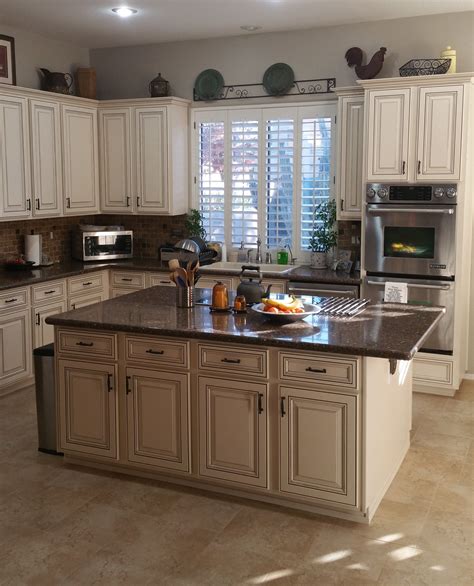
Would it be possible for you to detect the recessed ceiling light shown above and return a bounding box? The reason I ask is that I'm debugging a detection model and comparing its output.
[240,25,262,32]
[112,7,138,18]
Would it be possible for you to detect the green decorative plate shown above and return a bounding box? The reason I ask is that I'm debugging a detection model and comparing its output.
[194,69,225,101]
[263,63,295,96]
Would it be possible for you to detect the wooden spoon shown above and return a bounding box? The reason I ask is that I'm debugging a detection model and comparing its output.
[174,267,188,288]
[168,258,180,271]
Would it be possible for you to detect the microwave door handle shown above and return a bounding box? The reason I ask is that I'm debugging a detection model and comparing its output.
[366,280,451,291]
[367,208,454,215]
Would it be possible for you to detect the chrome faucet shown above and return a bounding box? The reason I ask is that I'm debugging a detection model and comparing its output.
[255,237,262,263]
[286,244,297,265]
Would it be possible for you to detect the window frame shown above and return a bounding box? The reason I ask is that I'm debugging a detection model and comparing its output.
[191,100,337,263]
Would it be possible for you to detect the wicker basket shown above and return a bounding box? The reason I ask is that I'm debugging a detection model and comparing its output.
[399,59,451,77]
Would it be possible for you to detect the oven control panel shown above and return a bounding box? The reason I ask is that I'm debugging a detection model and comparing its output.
[366,184,457,204]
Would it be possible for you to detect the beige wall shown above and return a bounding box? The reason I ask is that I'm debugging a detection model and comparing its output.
[1,24,89,91]
[90,11,474,100]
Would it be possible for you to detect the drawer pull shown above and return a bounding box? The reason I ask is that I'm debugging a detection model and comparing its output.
[306,367,327,374]
[258,393,264,415]
[121,278,133,282]
[107,373,113,393]
[146,349,164,355]
[44,290,56,295]
[76,341,94,347]
[82,281,93,286]
[221,358,241,364]
[280,396,286,417]
[4,298,18,303]
[35,313,41,325]
[126,375,132,395]
[159,280,170,284]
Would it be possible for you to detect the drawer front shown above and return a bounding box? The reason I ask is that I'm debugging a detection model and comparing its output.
[68,272,104,296]
[413,356,453,387]
[32,280,66,305]
[57,329,117,360]
[0,288,29,312]
[147,273,174,287]
[280,352,359,390]
[126,336,189,368]
[112,271,145,289]
[199,344,268,378]
[69,291,107,310]
[196,276,233,290]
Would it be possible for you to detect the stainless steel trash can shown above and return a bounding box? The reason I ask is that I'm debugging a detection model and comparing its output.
[33,343,62,455]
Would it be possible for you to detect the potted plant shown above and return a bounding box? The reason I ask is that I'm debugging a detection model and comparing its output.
[185,208,207,241]
[307,200,338,269]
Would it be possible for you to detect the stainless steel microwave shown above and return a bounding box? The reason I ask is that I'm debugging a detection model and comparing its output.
[72,230,133,261]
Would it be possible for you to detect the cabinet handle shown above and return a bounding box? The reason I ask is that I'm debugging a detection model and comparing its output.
[26,198,31,211]
[126,196,131,207]
[126,375,131,395]
[66,197,71,208]
[146,349,164,355]
[35,313,41,325]
[4,298,18,303]
[280,396,286,418]
[306,366,327,374]
[221,358,241,364]
[107,373,113,392]
[258,393,264,415]
[71,303,76,310]
[136,196,140,207]
[76,341,93,347]
[121,278,133,282]
[402,161,406,174]
[82,282,93,286]
[159,280,170,284]
[36,198,40,210]
[340,199,344,212]
[417,160,421,174]
[44,290,56,295]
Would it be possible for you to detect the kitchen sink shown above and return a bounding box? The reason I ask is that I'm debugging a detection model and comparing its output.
[202,262,297,274]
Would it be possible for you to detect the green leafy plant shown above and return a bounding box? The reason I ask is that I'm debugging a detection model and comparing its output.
[307,200,338,253]
[185,208,207,240]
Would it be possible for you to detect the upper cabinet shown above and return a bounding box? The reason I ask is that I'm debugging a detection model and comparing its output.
[99,99,189,216]
[61,104,99,214]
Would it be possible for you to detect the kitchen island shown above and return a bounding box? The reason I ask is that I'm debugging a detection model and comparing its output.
[47,287,443,523]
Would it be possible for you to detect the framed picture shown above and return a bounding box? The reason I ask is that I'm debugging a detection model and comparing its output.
[0,35,16,86]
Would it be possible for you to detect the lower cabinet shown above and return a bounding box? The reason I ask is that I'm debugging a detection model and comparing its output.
[0,308,32,388]
[33,300,67,348]
[125,367,190,472]
[57,359,118,459]
[279,385,357,506]
[69,291,107,310]
[198,376,268,488]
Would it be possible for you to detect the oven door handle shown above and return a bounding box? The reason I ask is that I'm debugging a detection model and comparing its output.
[366,280,452,290]
[367,207,454,215]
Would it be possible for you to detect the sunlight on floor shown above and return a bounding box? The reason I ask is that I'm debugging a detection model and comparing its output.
[389,546,422,561]
[376,532,404,542]
[430,565,446,571]
[247,568,295,584]
[313,549,352,564]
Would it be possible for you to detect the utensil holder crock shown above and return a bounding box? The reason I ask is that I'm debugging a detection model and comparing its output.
[177,287,195,308]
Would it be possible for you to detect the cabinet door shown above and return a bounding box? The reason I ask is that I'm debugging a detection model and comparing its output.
[0,309,32,387]
[135,107,168,213]
[58,359,117,458]
[126,368,190,472]
[30,99,62,216]
[69,291,107,310]
[198,376,267,488]
[367,89,411,181]
[99,108,132,212]
[337,96,364,219]
[33,300,67,349]
[0,96,31,217]
[61,105,99,214]
[416,86,463,180]
[280,385,357,505]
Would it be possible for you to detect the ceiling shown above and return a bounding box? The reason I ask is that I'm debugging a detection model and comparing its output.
[1,0,473,49]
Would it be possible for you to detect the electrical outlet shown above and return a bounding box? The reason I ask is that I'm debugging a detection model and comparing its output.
[50,232,54,240]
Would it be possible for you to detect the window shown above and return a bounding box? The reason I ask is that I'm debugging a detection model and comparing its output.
[194,104,335,259]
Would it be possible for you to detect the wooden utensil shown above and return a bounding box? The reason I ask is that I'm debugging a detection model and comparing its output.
[168,258,180,271]
[186,258,200,286]
[174,267,188,288]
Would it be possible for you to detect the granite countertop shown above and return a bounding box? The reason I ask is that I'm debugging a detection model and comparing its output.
[46,286,444,361]
[0,259,360,291]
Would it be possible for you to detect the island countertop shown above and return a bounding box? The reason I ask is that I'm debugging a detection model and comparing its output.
[46,286,444,361]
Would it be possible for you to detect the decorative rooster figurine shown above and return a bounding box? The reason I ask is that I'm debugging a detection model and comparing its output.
[345,47,387,79]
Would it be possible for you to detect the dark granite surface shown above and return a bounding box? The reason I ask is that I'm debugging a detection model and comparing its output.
[46,286,444,360]
[0,259,360,291]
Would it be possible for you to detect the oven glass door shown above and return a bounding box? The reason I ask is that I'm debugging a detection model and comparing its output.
[365,204,456,278]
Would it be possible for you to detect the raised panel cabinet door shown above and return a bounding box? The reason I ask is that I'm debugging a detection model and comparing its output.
[58,360,118,458]
[416,86,464,180]
[198,376,268,488]
[367,89,411,181]
[99,108,132,212]
[126,368,190,472]
[69,291,107,310]
[33,300,67,349]
[135,107,168,213]
[337,96,364,219]
[30,99,62,216]
[0,96,31,217]
[61,105,99,214]
[280,386,357,505]
[0,309,32,387]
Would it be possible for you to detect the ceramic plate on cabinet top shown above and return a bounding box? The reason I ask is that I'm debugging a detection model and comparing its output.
[194,69,225,100]
[263,63,295,96]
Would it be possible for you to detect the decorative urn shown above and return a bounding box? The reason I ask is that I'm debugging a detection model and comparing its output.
[149,73,169,97]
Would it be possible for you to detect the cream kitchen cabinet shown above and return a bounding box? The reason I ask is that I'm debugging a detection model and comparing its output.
[61,104,99,214]
[29,99,62,216]
[125,368,190,472]
[335,88,364,220]
[198,376,268,488]
[33,300,67,349]
[279,385,357,506]
[57,359,118,459]
[0,308,32,389]
[0,95,31,218]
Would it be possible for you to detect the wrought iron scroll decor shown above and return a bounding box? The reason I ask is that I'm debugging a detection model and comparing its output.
[193,77,336,102]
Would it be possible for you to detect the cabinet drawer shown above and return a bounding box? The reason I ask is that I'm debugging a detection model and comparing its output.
[112,271,145,289]
[126,336,189,368]
[280,352,359,390]
[57,329,117,360]
[69,291,107,310]
[413,356,453,387]
[196,276,233,290]
[68,272,104,296]
[0,288,29,312]
[198,344,268,378]
[146,273,175,287]
[32,280,66,305]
